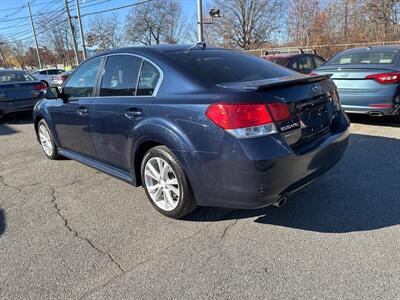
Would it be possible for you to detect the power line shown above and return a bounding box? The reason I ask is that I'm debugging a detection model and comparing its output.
[81,0,154,17]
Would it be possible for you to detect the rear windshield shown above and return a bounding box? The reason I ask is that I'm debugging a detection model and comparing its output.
[165,49,294,85]
[0,71,35,83]
[327,50,399,65]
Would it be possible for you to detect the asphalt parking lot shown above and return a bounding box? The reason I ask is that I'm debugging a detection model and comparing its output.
[0,112,399,299]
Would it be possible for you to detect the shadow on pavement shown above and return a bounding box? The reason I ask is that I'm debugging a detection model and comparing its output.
[348,113,399,128]
[0,209,6,236]
[185,133,400,233]
[0,111,33,136]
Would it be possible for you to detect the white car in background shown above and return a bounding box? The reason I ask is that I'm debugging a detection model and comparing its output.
[31,69,64,86]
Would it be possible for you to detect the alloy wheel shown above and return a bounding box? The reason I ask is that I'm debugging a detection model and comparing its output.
[144,157,180,211]
[38,124,54,156]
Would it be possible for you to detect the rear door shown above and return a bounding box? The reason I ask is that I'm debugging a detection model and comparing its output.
[91,54,161,171]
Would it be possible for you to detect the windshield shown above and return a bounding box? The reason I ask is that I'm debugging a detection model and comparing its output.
[0,71,35,83]
[165,49,294,85]
[327,50,399,65]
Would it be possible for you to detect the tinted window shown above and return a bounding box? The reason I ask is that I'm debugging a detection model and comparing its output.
[327,50,398,65]
[0,71,34,83]
[137,61,160,96]
[296,56,315,74]
[47,69,61,75]
[63,59,101,98]
[314,56,325,67]
[39,70,47,75]
[165,50,293,85]
[267,56,290,67]
[100,55,142,96]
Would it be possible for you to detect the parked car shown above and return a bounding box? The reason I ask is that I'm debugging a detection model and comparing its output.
[33,45,349,218]
[264,51,326,74]
[31,68,64,86]
[0,69,46,118]
[313,45,400,117]
[51,70,72,87]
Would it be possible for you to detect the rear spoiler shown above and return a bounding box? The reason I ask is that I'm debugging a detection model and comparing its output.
[218,74,332,91]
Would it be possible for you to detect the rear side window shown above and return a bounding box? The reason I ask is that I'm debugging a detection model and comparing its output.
[63,59,102,98]
[268,57,290,67]
[165,50,293,85]
[100,55,142,96]
[137,61,160,96]
[327,50,398,65]
[39,70,47,75]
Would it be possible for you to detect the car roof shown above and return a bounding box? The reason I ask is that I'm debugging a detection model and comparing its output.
[0,69,28,73]
[265,53,300,58]
[340,45,400,53]
[89,44,226,59]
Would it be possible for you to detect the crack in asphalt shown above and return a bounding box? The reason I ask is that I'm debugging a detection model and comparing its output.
[49,187,126,275]
[80,210,241,299]
[0,173,41,192]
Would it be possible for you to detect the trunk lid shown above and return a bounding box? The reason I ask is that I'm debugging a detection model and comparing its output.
[315,66,396,91]
[219,75,339,149]
[0,81,43,101]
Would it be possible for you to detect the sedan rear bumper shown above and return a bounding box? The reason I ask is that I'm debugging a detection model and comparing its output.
[177,111,350,209]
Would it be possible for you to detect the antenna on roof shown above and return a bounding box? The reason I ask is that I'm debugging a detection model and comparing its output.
[184,41,206,53]
[299,48,304,54]
[367,45,372,50]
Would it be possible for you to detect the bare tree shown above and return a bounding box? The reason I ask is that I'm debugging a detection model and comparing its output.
[211,0,284,50]
[86,14,123,50]
[287,0,321,47]
[125,0,183,45]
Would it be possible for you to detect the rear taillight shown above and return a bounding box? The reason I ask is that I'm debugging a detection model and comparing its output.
[330,89,341,110]
[368,103,393,108]
[309,72,319,76]
[33,82,47,92]
[60,75,68,81]
[206,103,290,138]
[365,72,400,84]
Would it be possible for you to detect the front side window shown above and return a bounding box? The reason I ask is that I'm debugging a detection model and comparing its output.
[137,61,160,96]
[100,55,142,96]
[63,59,102,98]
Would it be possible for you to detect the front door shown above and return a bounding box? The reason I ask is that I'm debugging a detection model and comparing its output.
[91,55,161,171]
[51,58,103,157]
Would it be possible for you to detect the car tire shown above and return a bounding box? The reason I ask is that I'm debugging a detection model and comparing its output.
[141,145,197,218]
[37,119,61,160]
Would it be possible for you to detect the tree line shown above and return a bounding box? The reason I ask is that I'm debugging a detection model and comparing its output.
[1,0,400,69]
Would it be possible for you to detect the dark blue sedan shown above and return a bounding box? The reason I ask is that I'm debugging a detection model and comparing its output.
[314,46,400,117]
[0,69,46,118]
[33,45,349,218]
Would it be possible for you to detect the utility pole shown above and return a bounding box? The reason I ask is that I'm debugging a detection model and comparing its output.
[26,1,42,69]
[197,0,204,42]
[75,0,87,60]
[64,0,80,66]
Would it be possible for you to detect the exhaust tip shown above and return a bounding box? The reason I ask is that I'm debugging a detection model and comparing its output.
[368,111,384,117]
[273,196,287,208]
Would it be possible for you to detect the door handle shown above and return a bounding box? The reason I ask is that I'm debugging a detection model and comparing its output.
[77,107,88,116]
[124,108,143,120]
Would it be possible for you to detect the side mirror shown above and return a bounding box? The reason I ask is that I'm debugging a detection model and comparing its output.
[45,87,68,102]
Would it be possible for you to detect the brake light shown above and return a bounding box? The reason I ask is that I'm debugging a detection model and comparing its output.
[330,89,341,110]
[309,72,319,76]
[60,75,69,81]
[268,103,291,121]
[206,103,290,138]
[365,72,400,84]
[33,82,47,92]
